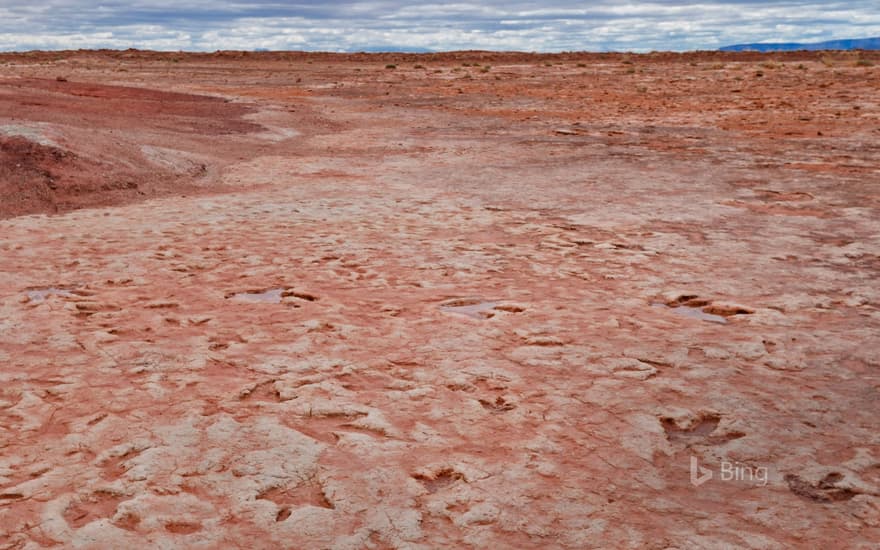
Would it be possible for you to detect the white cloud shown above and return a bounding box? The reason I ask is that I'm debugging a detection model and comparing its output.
[0,1,878,52]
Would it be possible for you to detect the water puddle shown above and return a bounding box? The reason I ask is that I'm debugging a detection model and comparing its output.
[228,288,284,303]
[26,287,75,302]
[441,298,500,320]
[654,303,727,324]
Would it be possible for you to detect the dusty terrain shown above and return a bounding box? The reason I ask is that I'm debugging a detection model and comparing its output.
[1,49,879,549]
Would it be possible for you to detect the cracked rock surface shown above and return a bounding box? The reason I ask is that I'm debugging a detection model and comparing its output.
[1,50,879,548]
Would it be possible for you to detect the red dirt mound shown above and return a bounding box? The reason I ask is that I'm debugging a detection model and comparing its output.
[0,77,267,219]
[1,136,156,218]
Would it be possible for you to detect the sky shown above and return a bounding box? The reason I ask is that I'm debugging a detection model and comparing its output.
[1,1,879,53]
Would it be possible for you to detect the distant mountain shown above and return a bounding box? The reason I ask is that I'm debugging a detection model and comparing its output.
[720,37,880,52]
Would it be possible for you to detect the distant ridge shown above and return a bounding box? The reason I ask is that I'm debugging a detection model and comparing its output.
[720,37,880,52]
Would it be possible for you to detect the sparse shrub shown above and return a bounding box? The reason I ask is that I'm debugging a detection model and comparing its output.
[755,70,764,78]
[856,59,874,67]
[480,66,491,73]
[414,64,424,69]
[385,64,397,69]
[577,63,587,68]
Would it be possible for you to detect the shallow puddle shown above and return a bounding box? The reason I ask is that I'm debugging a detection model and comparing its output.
[441,299,499,319]
[26,287,75,302]
[229,288,284,303]
[654,303,727,324]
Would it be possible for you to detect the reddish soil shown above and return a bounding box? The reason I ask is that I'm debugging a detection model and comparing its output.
[0,49,878,548]
[0,75,262,218]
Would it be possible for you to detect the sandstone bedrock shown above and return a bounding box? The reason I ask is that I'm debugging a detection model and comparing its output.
[0,50,878,549]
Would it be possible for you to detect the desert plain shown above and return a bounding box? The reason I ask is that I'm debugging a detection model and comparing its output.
[0,49,879,548]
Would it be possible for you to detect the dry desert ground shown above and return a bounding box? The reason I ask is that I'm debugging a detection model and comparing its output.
[1,49,879,548]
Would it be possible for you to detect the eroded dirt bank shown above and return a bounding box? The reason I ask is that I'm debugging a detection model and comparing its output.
[0,50,879,548]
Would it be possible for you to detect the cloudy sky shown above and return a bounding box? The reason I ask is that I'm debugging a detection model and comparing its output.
[1,1,878,53]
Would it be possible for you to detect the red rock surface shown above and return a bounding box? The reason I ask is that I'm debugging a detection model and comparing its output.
[0,50,879,548]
